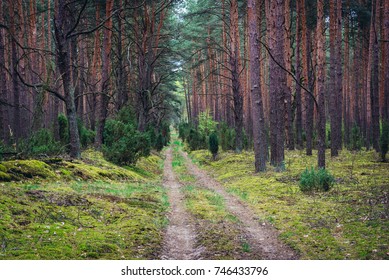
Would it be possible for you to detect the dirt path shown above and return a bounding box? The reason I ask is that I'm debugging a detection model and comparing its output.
[159,148,201,260]
[180,151,298,260]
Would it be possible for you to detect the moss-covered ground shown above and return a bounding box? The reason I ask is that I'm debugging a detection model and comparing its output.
[190,149,389,260]
[0,150,167,260]
[171,140,260,259]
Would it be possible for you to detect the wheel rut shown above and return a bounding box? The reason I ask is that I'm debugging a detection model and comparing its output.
[180,150,298,260]
[159,147,201,260]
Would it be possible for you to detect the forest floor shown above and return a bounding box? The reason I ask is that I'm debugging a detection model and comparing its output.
[160,140,297,259]
[190,146,389,260]
[0,137,388,260]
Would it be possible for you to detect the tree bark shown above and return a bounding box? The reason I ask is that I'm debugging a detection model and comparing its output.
[95,0,114,147]
[295,0,303,150]
[54,0,81,158]
[329,0,339,156]
[316,0,326,168]
[371,0,380,151]
[267,0,286,168]
[248,0,267,172]
[230,0,244,152]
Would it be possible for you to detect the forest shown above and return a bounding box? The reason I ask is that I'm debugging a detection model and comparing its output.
[0,0,388,260]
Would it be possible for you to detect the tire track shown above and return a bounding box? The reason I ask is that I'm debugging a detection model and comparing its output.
[180,150,298,260]
[159,147,201,260]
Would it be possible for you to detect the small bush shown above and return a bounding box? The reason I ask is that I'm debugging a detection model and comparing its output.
[218,122,237,151]
[208,132,219,160]
[77,118,95,148]
[25,129,62,156]
[198,110,218,138]
[155,133,164,152]
[102,119,150,165]
[188,128,205,151]
[58,114,69,145]
[179,122,191,142]
[299,167,335,192]
[380,121,388,162]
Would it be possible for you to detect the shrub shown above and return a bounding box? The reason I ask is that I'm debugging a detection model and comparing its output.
[58,114,69,145]
[380,121,388,162]
[28,129,62,156]
[179,122,191,142]
[102,119,150,165]
[77,118,95,148]
[217,122,237,151]
[299,167,335,192]
[208,132,219,160]
[198,110,218,138]
[155,133,164,152]
[161,122,171,146]
[80,126,95,148]
[188,128,205,151]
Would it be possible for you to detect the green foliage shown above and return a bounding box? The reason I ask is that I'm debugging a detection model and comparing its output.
[155,133,164,152]
[350,124,362,151]
[208,132,219,159]
[58,114,69,145]
[58,114,95,149]
[299,167,335,192]
[78,120,95,148]
[161,122,171,146]
[103,119,151,165]
[242,129,250,150]
[188,128,206,151]
[218,122,236,151]
[380,121,388,162]
[198,110,218,137]
[178,122,191,142]
[22,129,62,156]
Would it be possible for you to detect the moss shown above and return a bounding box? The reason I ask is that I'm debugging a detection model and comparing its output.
[190,149,389,260]
[0,164,7,173]
[0,171,12,181]
[2,160,58,180]
[0,180,167,260]
[136,154,163,177]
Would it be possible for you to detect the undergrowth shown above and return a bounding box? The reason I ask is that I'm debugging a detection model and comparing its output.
[0,150,167,260]
[190,149,389,260]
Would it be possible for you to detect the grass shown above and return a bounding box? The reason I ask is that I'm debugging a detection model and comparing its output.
[171,139,260,259]
[0,150,168,260]
[190,148,389,260]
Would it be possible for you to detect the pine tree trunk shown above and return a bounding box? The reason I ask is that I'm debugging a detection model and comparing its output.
[335,0,343,151]
[0,2,6,140]
[230,0,244,152]
[295,0,303,150]
[54,0,81,158]
[371,0,380,151]
[301,0,313,156]
[248,0,267,172]
[343,1,350,147]
[329,0,338,156]
[284,0,294,150]
[384,0,389,122]
[316,0,326,168]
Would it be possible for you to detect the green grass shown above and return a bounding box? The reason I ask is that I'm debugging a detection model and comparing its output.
[171,139,259,259]
[0,150,167,260]
[190,148,389,260]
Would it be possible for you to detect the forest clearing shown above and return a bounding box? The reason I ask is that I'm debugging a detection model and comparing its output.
[0,0,388,261]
